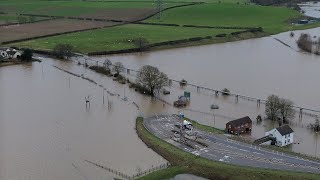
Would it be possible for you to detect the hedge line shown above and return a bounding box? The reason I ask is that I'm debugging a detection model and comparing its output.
[0,17,57,27]
[87,29,263,55]
[1,22,125,45]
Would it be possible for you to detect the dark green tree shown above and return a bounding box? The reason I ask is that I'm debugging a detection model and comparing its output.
[21,49,33,61]
[53,44,74,60]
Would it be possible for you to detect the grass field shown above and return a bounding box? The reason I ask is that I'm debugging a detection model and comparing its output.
[146,3,304,33]
[2,0,320,53]
[136,117,320,180]
[10,24,236,52]
[0,0,180,16]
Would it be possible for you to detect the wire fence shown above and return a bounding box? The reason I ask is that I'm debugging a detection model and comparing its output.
[84,159,170,180]
[73,55,320,119]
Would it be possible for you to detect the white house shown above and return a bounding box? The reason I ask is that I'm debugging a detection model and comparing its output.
[0,48,8,59]
[265,125,294,147]
[0,48,21,59]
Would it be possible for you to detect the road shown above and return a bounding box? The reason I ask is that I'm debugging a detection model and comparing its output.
[144,114,320,174]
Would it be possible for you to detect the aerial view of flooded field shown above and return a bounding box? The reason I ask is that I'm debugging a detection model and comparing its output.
[0,60,167,180]
[1,0,320,179]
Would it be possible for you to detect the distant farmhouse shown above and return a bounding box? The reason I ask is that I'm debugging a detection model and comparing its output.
[0,48,21,60]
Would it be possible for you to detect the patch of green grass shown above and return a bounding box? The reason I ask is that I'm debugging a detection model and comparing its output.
[146,3,306,33]
[183,117,225,134]
[0,0,181,16]
[10,24,236,53]
[136,117,320,180]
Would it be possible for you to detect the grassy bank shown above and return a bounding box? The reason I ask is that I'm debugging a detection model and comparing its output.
[183,117,225,134]
[136,117,320,180]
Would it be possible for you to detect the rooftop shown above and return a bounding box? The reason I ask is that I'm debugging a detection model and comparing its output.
[276,125,294,136]
[227,116,252,127]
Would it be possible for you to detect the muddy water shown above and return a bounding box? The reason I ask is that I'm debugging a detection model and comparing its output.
[0,59,167,180]
[299,2,320,18]
[92,28,320,157]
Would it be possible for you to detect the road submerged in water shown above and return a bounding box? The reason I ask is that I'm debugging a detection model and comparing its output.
[144,114,320,174]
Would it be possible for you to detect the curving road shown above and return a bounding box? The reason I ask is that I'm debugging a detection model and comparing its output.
[144,114,320,174]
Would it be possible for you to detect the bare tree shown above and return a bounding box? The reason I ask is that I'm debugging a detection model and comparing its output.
[113,62,124,75]
[309,118,320,132]
[265,94,280,121]
[136,65,169,97]
[278,98,295,124]
[133,37,149,51]
[103,58,112,69]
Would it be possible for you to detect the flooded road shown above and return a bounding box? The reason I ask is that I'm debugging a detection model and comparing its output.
[92,28,320,157]
[0,60,167,180]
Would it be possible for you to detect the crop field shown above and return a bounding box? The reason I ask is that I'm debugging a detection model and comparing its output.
[0,19,119,43]
[10,24,236,53]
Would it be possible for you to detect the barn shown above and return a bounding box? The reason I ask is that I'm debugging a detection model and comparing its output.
[226,116,252,135]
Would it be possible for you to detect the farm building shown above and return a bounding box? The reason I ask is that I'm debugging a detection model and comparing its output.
[264,125,294,147]
[226,116,252,135]
[0,48,21,59]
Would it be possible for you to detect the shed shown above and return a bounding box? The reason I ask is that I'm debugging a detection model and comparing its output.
[226,116,252,135]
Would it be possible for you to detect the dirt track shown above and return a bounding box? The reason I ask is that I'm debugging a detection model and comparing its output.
[0,19,120,43]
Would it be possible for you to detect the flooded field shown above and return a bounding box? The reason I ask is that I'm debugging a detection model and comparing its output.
[92,28,320,157]
[299,2,320,18]
[0,59,167,180]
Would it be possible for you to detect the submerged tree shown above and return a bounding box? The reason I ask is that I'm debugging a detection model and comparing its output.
[113,62,124,75]
[136,65,169,97]
[310,118,320,132]
[278,98,295,124]
[265,94,280,121]
[265,95,295,124]
[53,44,74,60]
[20,49,33,61]
[103,58,112,69]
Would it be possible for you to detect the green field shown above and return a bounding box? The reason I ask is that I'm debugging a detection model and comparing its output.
[10,24,236,53]
[136,117,320,180]
[146,3,303,33]
[2,0,320,53]
[0,0,179,16]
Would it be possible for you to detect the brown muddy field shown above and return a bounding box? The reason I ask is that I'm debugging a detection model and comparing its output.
[0,19,119,43]
[78,8,157,21]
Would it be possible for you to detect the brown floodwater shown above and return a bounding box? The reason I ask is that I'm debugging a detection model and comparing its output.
[299,2,320,18]
[92,28,320,157]
[0,59,167,180]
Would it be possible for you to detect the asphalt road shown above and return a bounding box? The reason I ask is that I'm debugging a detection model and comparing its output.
[144,114,320,174]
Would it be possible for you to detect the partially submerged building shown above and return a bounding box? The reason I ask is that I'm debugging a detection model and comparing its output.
[0,48,21,59]
[265,125,294,147]
[226,116,252,135]
[254,124,294,147]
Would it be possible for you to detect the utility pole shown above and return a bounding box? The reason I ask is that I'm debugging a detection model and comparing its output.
[316,132,318,158]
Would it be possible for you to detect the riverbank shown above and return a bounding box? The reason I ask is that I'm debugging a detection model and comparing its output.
[136,117,320,180]
[0,58,40,67]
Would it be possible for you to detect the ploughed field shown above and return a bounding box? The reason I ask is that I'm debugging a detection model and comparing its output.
[0,19,120,43]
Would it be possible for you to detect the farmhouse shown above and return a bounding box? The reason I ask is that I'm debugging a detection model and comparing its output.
[0,48,21,59]
[265,125,294,147]
[226,116,252,135]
